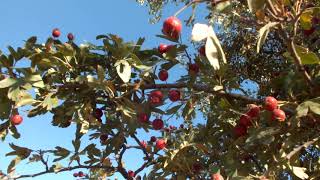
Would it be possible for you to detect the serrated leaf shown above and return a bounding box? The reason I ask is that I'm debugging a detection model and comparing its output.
[257,22,279,53]
[53,146,70,162]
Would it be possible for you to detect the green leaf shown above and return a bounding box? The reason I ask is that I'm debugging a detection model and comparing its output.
[8,46,19,60]
[300,11,313,30]
[25,74,45,88]
[295,45,320,65]
[15,93,35,107]
[6,143,32,159]
[7,157,21,173]
[53,146,70,162]
[28,154,42,164]
[97,65,105,82]
[0,78,18,88]
[166,104,183,115]
[257,22,279,53]
[156,34,179,43]
[247,0,266,13]
[25,36,37,48]
[0,99,12,119]
[9,125,20,139]
[42,93,59,111]
[296,98,320,117]
[245,127,280,146]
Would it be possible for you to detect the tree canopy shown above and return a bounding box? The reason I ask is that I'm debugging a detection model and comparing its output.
[1,0,320,179]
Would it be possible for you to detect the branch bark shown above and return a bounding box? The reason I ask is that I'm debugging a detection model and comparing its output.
[14,165,115,179]
[135,82,262,103]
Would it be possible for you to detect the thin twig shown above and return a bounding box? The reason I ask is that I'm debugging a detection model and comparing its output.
[14,165,115,179]
[287,39,315,90]
[286,137,319,160]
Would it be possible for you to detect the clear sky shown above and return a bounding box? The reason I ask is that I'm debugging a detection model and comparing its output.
[0,1,210,179]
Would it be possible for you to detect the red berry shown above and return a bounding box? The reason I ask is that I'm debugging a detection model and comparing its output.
[100,134,108,142]
[162,16,182,40]
[264,96,278,111]
[11,115,23,126]
[158,69,169,81]
[128,170,135,177]
[140,141,147,149]
[149,90,163,105]
[233,125,247,138]
[180,124,184,129]
[271,109,286,122]
[169,125,176,130]
[138,113,149,123]
[152,119,164,130]
[211,173,224,180]
[189,63,200,74]
[150,136,157,142]
[246,104,260,118]
[78,171,84,177]
[239,115,252,127]
[158,44,173,54]
[67,33,74,41]
[303,27,315,36]
[199,46,206,56]
[95,109,103,118]
[73,173,78,177]
[52,28,61,38]
[156,139,166,149]
[168,89,181,102]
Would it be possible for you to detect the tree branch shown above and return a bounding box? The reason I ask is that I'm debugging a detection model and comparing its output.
[117,145,129,179]
[286,137,319,160]
[131,134,150,159]
[14,165,115,179]
[287,39,315,90]
[135,82,262,103]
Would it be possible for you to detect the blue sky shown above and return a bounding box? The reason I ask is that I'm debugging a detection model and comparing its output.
[0,1,212,179]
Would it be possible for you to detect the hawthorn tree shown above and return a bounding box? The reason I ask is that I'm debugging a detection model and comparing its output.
[1,0,320,179]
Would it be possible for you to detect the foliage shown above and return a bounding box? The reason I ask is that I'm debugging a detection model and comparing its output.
[1,0,320,179]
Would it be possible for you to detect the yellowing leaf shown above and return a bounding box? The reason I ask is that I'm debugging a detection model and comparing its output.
[290,166,309,179]
[191,23,209,42]
[208,26,227,64]
[205,37,219,69]
[115,60,131,83]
